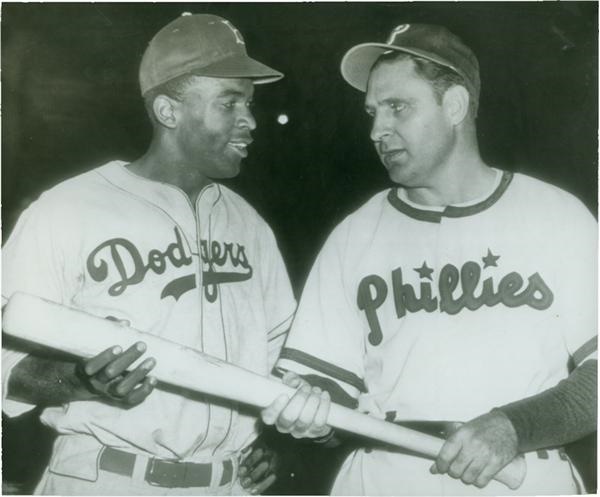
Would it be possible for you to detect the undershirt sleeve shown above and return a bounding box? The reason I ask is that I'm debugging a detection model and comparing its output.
[495,359,597,452]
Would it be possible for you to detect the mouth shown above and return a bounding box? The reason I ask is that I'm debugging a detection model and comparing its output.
[228,140,252,158]
[380,148,407,166]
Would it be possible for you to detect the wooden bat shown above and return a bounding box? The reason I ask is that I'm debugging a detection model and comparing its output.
[2,292,526,489]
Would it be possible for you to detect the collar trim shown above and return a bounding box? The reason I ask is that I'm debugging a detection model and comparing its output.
[387,170,513,223]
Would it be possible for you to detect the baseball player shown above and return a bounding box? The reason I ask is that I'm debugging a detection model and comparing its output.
[261,24,597,495]
[2,13,295,495]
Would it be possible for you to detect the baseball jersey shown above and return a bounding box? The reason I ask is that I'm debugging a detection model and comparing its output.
[277,168,596,493]
[2,161,296,467]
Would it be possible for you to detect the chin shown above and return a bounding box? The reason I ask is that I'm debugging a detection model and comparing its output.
[219,163,242,179]
[387,165,410,185]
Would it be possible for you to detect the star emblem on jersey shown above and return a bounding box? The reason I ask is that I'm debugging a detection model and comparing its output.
[482,249,500,268]
[414,261,434,280]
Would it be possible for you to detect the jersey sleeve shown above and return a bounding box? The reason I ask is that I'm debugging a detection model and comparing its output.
[2,196,79,416]
[258,224,296,372]
[276,222,367,402]
[557,198,597,366]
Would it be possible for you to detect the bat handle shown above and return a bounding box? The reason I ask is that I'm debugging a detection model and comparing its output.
[326,405,527,490]
[495,454,527,490]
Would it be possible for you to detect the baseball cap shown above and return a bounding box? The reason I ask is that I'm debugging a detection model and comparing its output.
[140,13,283,95]
[340,23,480,104]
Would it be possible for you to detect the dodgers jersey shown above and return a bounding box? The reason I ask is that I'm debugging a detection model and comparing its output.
[2,161,296,464]
[278,168,597,423]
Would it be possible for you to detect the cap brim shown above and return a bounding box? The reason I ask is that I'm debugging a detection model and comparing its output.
[192,54,283,84]
[340,42,458,92]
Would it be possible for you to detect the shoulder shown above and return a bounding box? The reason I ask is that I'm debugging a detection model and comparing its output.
[217,184,276,235]
[321,189,393,247]
[23,161,125,217]
[37,161,126,204]
[336,189,394,231]
[508,171,595,220]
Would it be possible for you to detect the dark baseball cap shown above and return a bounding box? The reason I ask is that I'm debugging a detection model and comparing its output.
[140,13,283,95]
[340,23,480,105]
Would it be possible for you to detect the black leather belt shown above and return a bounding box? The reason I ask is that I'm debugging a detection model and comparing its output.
[99,447,233,488]
[361,420,462,456]
[394,420,463,439]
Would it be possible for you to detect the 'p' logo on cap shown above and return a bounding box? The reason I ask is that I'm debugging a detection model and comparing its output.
[220,19,246,46]
[386,24,411,44]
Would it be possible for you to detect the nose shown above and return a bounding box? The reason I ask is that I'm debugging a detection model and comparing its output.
[370,111,392,143]
[238,106,257,131]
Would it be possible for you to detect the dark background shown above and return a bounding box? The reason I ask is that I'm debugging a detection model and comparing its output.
[2,2,597,494]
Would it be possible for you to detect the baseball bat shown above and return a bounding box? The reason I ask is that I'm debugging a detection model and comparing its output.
[2,292,526,489]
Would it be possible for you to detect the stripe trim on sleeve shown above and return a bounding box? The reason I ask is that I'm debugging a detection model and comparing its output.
[572,336,598,366]
[279,347,367,393]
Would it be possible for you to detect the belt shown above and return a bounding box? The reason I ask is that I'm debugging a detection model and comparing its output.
[99,447,234,488]
[361,420,463,456]
[394,420,463,439]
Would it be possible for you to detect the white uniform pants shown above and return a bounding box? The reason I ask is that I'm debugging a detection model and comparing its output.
[332,448,585,496]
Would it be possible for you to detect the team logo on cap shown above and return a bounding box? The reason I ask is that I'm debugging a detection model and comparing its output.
[387,24,410,44]
[220,19,245,45]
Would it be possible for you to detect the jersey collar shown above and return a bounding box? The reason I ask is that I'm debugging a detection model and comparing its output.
[387,170,513,223]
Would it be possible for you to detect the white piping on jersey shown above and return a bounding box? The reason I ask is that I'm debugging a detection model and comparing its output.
[97,167,217,456]
[97,164,253,456]
[206,186,235,456]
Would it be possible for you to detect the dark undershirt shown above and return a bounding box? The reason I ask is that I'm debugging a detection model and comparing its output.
[495,359,597,452]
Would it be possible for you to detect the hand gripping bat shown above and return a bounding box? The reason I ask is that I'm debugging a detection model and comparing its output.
[2,292,526,489]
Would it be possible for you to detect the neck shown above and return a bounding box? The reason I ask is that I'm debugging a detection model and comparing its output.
[406,159,495,207]
[406,130,494,207]
[128,137,212,203]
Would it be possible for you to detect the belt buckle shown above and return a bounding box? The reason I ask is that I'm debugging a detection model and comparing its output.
[145,458,186,488]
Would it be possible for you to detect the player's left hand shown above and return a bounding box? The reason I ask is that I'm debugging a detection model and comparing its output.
[239,438,280,494]
[430,411,518,488]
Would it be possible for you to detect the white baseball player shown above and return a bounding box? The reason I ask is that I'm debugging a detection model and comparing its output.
[261,23,597,495]
[2,13,295,495]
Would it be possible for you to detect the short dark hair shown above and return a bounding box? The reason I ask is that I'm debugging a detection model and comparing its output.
[373,51,478,116]
[143,73,198,124]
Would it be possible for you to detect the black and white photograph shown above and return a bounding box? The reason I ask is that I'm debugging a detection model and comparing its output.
[2,2,597,495]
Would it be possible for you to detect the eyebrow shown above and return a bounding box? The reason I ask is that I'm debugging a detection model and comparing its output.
[383,97,412,105]
[217,89,249,99]
[365,96,413,109]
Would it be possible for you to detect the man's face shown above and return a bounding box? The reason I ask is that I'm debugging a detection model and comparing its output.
[365,58,455,187]
[174,76,256,180]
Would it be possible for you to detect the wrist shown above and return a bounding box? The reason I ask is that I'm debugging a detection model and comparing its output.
[491,407,521,449]
[72,362,101,400]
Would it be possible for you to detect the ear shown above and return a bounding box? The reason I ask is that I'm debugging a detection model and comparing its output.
[442,85,470,125]
[152,95,178,129]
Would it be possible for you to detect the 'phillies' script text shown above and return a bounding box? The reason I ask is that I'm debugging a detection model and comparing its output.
[357,260,553,345]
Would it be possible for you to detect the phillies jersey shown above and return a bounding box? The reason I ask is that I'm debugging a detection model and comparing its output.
[2,161,296,469]
[277,168,596,494]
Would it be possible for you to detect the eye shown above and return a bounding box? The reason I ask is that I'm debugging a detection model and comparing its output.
[390,102,407,114]
[222,100,236,110]
[365,108,375,118]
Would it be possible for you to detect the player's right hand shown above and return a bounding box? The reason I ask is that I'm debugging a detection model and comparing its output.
[260,371,332,440]
[76,341,157,407]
